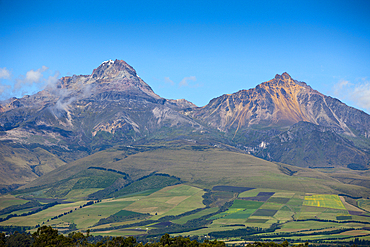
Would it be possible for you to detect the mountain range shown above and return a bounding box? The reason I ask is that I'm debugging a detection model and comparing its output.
[1,59,370,192]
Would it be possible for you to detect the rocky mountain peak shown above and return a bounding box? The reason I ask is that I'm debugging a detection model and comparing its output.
[91,59,137,80]
[274,72,292,81]
[54,59,160,99]
[269,72,309,89]
[193,72,369,137]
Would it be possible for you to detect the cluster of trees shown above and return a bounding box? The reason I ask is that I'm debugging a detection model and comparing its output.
[0,226,31,235]
[82,201,100,207]
[50,210,74,221]
[2,225,367,246]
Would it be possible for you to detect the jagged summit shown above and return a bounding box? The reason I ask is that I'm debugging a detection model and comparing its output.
[265,72,309,89]
[274,72,292,80]
[91,59,138,80]
[100,59,114,65]
[56,59,160,99]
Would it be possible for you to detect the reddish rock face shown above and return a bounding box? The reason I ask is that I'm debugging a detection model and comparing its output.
[193,72,370,137]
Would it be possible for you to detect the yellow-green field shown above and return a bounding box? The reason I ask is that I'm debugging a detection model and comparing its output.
[64,188,103,200]
[303,194,346,209]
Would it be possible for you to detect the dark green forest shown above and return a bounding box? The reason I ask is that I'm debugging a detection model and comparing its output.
[0,226,317,247]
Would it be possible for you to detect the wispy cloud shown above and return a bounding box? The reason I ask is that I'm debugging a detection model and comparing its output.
[333,80,351,96]
[179,76,196,87]
[0,68,11,79]
[333,79,370,111]
[164,77,174,85]
[164,76,198,88]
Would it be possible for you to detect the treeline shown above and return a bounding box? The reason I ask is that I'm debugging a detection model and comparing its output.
[0,226,227,247]
[294,218,370,225]
[0,200,41,216]
[208,223,280,239]
[0,226,31,235]
[0,201,58,222]
[244,227,356,241]
[94,212,149,226]
[88,167,130,178]
[48,200,100,222]
[89,174,181,200]
[0,226,313,247]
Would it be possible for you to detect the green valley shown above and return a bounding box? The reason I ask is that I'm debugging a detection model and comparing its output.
[0,143,369,245]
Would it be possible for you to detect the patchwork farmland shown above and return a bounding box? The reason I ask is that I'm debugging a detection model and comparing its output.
[2,169,370,244]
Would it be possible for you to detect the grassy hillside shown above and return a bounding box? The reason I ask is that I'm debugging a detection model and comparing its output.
[18,142,370,199]
[3,141,370,243]
[0,143,66,192]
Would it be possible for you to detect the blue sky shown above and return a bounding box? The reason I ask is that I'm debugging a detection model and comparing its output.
[1,1,370,112]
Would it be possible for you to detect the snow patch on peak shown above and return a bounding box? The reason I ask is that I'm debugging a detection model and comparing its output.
[101,59,114,65]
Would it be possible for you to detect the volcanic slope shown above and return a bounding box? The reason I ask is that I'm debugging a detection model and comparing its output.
[0,60,203,187]
[192,72,370,169]
[1,60,370,190]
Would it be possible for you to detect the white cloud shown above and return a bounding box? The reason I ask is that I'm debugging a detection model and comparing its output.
[333,80,351,95]
[0,68,11,79]
[13,66,57,93]
[333,79,370,111]
[46,71,60,87]
[25,66,48,83]
[350,83,370,110]
[179,76,196,87]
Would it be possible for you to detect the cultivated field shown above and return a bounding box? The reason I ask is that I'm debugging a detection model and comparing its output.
[2,144,370,244]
